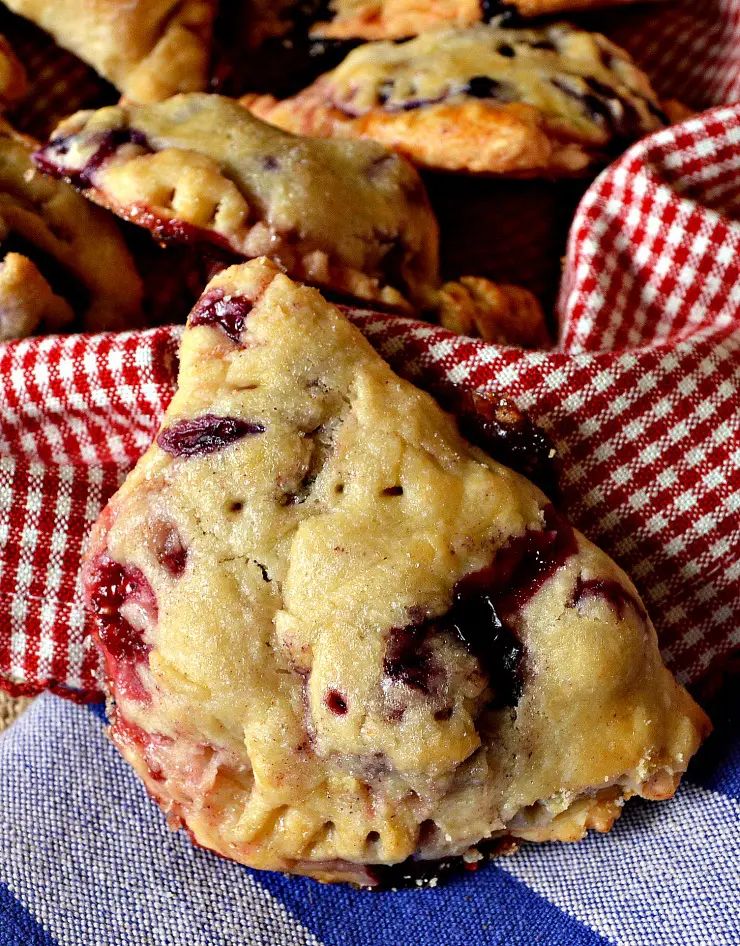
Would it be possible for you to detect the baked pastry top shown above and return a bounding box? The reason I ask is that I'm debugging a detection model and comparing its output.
[245,22,667,176]
[34,94,440,312]
[0,0,215,102]
[311,0,657,39]
[83,258,709,886]
[0,119,142,336]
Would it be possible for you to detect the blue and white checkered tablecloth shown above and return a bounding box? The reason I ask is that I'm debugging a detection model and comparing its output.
[0,692,738,946]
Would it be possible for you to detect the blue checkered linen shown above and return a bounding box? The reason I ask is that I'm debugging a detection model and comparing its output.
[0,695,738,946]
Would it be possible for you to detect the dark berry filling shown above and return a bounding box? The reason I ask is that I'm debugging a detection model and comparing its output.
[551,77,655,139]
[34,127,151,189]
[157,414,265,457]
[325,690,349,715]
[383,505,576,707]
[384,624,442,696]
[571,576,646,622]
[152,520,188,577]
[189,288,253,342]
[87,556,156,662]
[457,392,560,500]
[464,76,512,100]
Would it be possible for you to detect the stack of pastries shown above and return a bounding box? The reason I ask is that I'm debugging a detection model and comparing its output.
[0,0,709,887]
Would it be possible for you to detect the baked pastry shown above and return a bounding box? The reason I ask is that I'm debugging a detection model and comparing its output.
[0,119,143,333]
[0,35,27,110]
[244,23,668,175]
[0,0,215,103]
[0,252,73,340]
[83,258,709,886]
[438,276,550,347]
[34,93,441,312]
[311,0,658,39]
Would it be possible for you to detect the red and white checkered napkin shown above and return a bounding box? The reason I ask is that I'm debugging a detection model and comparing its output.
[1,104,739,700]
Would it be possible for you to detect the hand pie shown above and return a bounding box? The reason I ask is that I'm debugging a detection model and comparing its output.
[83,258,709,886]
[311,0,662,39]
[0,0,215,102]
[34,93,440,312]
[0,120,143,334]
[244,22,667,176]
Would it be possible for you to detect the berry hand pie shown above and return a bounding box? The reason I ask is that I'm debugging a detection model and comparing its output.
[0,119,143,335]
[244,22,667,176]
[34,93,440,313]
[83,258,709,887]
[311,0,663,39]
[0,0,215,103]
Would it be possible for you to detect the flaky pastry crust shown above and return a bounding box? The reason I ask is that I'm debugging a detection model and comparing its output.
[244,23,667,176]
[35,94,441,312]
[0,119,142,332]
[83,259,709,886]
[1,0,215,102]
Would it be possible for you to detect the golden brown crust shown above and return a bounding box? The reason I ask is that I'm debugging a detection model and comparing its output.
[0,119,143,331]
[84,259,710,884]
[36,94,441,311]
[437,276,551,348]
[1,0,216,102]
[243,24,666,177]
[311,0,663,39]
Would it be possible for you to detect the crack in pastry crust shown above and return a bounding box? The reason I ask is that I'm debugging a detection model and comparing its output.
[0,0,215,102]
[83,258,710,885]
[244,23,667,176]
[0,119,143,333]
[311,0,663,39]
[34,93,441,312]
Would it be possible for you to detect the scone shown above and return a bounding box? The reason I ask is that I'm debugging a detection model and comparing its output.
[311,0,662,39]
[0,119,143,334]
[82,258,709,886]
[244,23,667,175]
[34,93,440,313]
[0,0,215,102]
[0,35,27,110]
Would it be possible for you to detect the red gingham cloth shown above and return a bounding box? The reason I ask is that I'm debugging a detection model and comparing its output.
[0,0,738,699]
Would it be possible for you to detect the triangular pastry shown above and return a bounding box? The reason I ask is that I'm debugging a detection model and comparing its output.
[1,0,216,103]
[83,258,709,886]
[85,261,708,885]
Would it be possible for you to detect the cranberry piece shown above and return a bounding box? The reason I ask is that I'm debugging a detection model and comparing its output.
[189,288,253,342]
[87,556,156,662]
[152,520,188,577]
[157,414,265,457]
[572,577,646,622]
[325,690,348,715]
